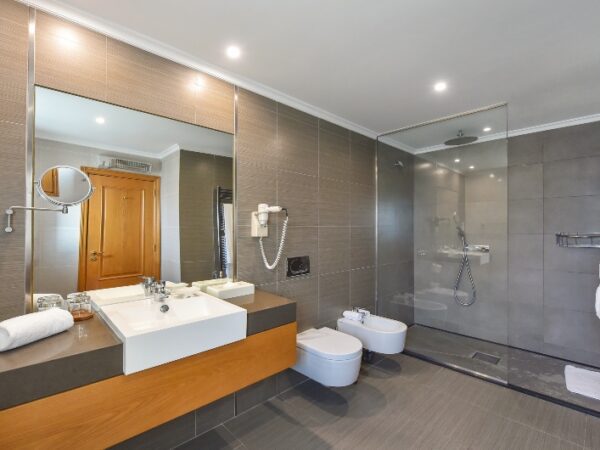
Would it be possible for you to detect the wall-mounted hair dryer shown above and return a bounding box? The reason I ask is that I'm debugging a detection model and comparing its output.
[251,203,288,270]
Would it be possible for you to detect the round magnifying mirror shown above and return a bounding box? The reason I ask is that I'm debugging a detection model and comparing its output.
[35,165,94,207]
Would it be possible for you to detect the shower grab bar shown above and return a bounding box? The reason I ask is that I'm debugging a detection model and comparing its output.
[555,232,600,248]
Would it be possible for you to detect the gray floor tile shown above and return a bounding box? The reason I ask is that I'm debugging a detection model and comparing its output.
[193,353,594,450]
[225,398,334,449]
[176,425,243,450]
[585,415,600,449]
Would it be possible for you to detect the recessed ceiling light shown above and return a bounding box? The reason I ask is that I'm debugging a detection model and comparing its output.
[226,45,241,59]
[433,81,447,92]
[95,117,105,125]
[469,165,475,170]
[454,158,460,163]
[483,127,492,132]
[489,173,495,178]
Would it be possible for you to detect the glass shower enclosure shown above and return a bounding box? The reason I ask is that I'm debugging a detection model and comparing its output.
[377,104,510,382]
[377,104,600,414]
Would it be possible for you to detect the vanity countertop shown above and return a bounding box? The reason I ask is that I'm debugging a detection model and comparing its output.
[0,314,123,410]
[228,289,296,336]
[0,289,296,410]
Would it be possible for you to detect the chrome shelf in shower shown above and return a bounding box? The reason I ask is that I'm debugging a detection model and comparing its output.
[555,232,600,248]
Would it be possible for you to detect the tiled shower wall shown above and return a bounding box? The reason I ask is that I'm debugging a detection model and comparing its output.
[236,89,376,331]
[508,121,600,367]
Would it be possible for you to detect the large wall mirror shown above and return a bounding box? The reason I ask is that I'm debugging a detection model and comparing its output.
[32,87,234,300]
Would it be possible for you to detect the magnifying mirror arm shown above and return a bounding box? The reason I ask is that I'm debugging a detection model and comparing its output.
[5,205,68,233]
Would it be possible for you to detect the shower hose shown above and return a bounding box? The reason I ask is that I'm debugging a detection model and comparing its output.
[453,233,477,307]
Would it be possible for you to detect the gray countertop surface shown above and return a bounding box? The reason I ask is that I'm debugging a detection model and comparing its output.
[0,289,296,410]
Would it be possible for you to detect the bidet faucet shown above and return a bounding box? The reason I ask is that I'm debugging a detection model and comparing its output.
[352,307,370,323]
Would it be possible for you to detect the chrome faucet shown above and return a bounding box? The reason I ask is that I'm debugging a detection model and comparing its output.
[139,276,155,297]
[352,307,370,323]
[151,280,170,302]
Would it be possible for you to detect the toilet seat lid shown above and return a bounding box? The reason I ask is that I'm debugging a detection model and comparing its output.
[297,327,362,361]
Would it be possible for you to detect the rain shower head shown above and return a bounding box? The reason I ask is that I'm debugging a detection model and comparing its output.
[444,130,478,146]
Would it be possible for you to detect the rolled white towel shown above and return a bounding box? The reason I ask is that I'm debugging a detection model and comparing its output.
[343,310,363,322]
[0,308,74,352]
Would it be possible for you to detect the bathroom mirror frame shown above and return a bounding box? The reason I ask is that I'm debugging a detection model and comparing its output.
[24,83,238,313]
[35,165,95,207]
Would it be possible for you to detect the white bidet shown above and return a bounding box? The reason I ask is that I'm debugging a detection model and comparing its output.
[337,313,407,354]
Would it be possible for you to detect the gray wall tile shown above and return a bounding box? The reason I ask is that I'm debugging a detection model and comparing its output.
[318,271,350,325]
[277,276,318,332]
[350,267,376,310]
[110,412,195,450]
[543,307,600,358]
[508,133,543,166]
[235,376,277,414]
[318,121,350,182]
[508,267,543,306]
[318,226,350,275]
[277,172,318,227]
[544,195,600,235]
[195,395,235,436]
[318,177,350,226]
[350,226,375,269]
[350,182,375,227]
[544,270,598,313]
[235,94,375,334]
[508,302,543,351]
[508,234,543,270]
[542,121,600,162]
[275,369,307,394]
[508,199,543,234]
[350,132,375,186]
[277,104,318,176]
[508,164,543,200]
[236,161,277,227]
[543,155,600,198]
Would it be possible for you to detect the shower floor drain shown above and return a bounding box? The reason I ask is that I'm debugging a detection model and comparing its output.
[472,352,501,365]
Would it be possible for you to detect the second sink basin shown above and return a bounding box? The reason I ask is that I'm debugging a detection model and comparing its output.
[99,293,247,374]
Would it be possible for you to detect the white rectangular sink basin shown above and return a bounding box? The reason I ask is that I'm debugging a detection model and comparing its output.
[98,292,247,374]
[206,281,255,299]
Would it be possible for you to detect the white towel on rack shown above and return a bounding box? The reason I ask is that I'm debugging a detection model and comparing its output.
[0,308,74,352]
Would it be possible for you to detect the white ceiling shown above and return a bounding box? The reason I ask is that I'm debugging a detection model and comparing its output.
[35,87,233,159]
[33,0,600,140]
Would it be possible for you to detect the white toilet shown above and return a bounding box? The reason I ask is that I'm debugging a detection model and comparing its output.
[293,327,363,387]
[337,313,407,354]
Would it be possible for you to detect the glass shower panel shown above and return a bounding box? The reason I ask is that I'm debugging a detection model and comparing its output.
[378,104,509,382]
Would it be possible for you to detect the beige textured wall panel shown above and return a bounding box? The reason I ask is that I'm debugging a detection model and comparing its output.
[106,39,196,124]
[0,0,28,124]
[35,12,107,101]
[194,74,234,134]
[0,121,26,320]
[0,0,27,320]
